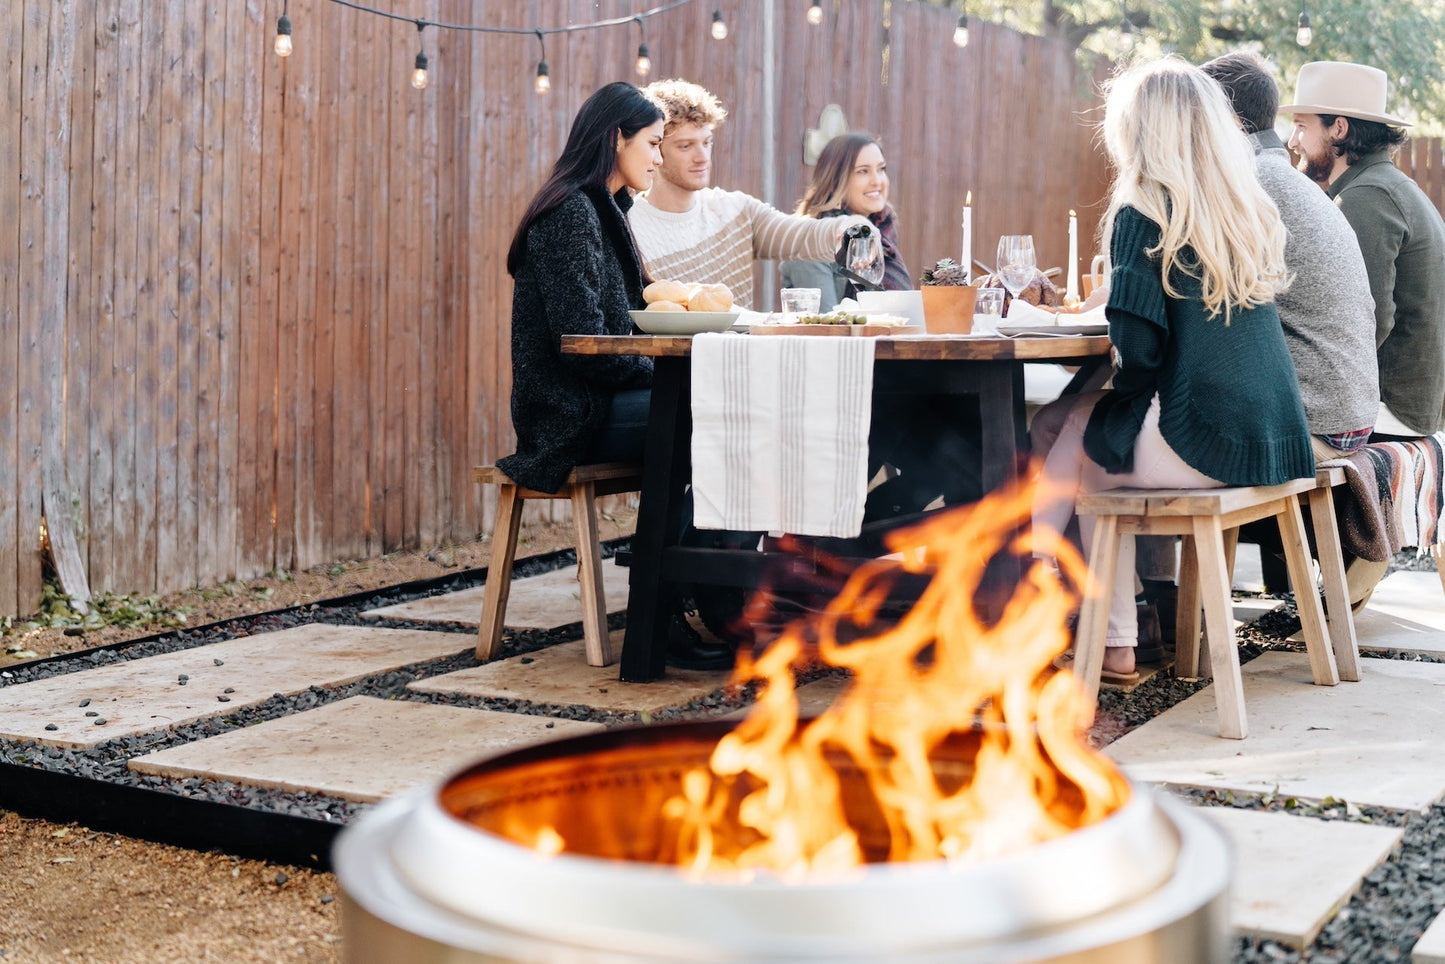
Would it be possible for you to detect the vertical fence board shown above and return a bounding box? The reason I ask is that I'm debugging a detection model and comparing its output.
[0,0,26,616]
[63,0,95,585]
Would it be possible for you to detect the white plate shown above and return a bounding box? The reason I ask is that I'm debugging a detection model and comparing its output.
[629,309,740,335]
[995,320,1109,337]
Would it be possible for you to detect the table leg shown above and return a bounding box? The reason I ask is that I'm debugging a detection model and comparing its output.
[979,362,1026,593]
[620,357,692,682]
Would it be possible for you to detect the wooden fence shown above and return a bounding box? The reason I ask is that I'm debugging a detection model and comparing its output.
[13,0,1431,617]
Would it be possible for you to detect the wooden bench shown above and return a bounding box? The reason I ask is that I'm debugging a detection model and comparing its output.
[1076,474,1356,739]
[472,463,642,667]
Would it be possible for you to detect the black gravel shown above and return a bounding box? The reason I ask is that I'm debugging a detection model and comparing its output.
[0,545,1441,961]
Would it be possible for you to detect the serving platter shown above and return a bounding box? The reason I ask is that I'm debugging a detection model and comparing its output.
[628,309,740,336]
[996,320,1109,337]
[750,323,907,337]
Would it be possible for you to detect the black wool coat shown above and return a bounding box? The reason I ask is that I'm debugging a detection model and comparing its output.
[497,185,654,494]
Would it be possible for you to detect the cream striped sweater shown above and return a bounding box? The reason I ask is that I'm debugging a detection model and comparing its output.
[629,188,864,309]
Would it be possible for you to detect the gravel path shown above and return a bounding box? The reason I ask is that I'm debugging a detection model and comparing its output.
[2,546,1442,962]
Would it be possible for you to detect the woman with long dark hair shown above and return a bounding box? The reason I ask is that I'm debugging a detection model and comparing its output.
[781,132,912,309]
[499,82,663,495]
[498,82,730,670]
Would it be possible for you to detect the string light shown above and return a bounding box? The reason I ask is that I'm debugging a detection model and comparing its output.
[634,17,651,77]
[711,8,728,40]
[807,0,824,26]
[533,31,550,94]
[274,0,293,57]
[1296,9,1312,46]
[1119,15,1136,52]
[411,21,429,90]
[315,0,702,93]
[953,13,969,48]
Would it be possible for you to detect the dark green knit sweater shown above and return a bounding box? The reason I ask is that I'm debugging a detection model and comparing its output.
[1083,206,1315,486]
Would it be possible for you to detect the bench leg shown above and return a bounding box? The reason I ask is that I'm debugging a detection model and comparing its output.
[477,486,525,661]
[1192,517,1248,739]
[1176,534,1203,678]
[1075,514,1121,711]
[571,481,616,667]
[1276,497,1339,686]
[1308,486,1361,682]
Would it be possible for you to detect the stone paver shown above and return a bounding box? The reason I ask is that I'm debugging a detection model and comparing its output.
[1201,806,1402,947]
[0,625,469,749]
[361,560,629,630]
[1413,904,1445,963]
[408,631,728,715]
[1291,571,1445,656]
[1106,652,1445,811]
[128,696,601,802]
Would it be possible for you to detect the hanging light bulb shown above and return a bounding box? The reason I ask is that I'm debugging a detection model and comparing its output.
[711,8,729,40]
[1296,9,1312,46]
[411,21,429,90]
[274,13,293,57]
[635,42,651,77]
[533,32,550,94]
[807,1,824,26]
[953,14,969,48]
[1119,17,1135,52]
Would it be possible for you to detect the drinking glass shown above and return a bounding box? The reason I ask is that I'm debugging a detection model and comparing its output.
[847,233,885,288]
[973,288,1005,335]
[996,235,1037,305]
[779,287,822,319]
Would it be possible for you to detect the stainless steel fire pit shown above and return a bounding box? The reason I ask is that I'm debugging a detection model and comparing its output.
[334,722,1230,963]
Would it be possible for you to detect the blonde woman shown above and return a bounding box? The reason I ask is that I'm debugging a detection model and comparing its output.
[1035,58,1314,684]
[781,133,912,310]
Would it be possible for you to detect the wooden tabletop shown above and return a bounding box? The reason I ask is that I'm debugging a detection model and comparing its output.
[562,333,1112,360]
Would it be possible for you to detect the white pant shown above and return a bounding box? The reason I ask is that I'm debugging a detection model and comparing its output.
[1034,392,1222,647]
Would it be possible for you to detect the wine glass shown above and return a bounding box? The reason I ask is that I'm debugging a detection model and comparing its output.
[847,233,885,289]
[996,235,1037,306]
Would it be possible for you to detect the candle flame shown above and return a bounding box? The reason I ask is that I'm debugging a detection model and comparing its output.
[965,190,972,205]
[1069,209,1076,217]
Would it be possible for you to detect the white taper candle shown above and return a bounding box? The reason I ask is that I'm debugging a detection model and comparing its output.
[1065,209,1079,302]
[961,191,972,284]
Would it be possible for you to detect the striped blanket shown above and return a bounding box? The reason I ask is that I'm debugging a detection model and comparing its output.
[1329,433,1445,562]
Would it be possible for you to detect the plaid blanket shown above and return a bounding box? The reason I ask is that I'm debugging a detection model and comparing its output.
[1328,433,1445,562]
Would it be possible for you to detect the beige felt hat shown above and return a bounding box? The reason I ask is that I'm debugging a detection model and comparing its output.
[1280,61,1412,127]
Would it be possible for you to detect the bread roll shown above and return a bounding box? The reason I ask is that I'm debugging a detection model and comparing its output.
[643,279,691,305]
[688,283,733,313]
[645,299,687,312]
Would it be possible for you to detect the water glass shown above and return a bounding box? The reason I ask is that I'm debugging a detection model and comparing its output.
[973,288,1005,335]
[779,287,822,319]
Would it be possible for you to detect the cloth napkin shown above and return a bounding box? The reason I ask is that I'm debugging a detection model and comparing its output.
[690,332,875,538]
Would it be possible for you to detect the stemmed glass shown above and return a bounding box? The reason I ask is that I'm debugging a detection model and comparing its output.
[996,235,1037,306]
[847,232,885,289]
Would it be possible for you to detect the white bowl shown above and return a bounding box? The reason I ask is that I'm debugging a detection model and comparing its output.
[629,309,740,335]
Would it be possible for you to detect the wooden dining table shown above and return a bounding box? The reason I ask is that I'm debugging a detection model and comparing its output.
[561,331,1113,682]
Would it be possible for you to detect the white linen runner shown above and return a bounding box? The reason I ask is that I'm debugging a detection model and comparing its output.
[690,333,875,538]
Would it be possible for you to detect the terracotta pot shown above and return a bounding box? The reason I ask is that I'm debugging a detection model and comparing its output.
[921,285,978,335]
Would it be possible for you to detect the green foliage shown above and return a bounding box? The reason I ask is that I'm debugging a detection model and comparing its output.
[939,0,1445,130]
[2,582,191,637]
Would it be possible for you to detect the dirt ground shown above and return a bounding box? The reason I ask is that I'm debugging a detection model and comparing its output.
[0,512,636,964]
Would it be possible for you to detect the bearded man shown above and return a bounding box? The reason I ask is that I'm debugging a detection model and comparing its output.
[1284,61,1445,443]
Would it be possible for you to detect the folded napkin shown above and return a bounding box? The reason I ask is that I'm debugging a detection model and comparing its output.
[690,332,875,538]
[1004,299,1108,326]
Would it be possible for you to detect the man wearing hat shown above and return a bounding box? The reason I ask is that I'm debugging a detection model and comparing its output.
[1284,61,1445,444]
[1284,60,1445,607]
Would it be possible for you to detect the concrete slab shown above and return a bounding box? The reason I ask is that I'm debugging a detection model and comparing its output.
[0,625,469,749]
[408,631,728,715]
[1293,571,1445,656]
[1106,651,1445,811]
[361,560,630,630]
[127,696,602,802]
[1202,806,1401,947]
[1233,542,1265,594]
[1413,904,1445,964]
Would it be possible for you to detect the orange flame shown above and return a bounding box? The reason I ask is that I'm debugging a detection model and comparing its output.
[661,474,1131,878]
